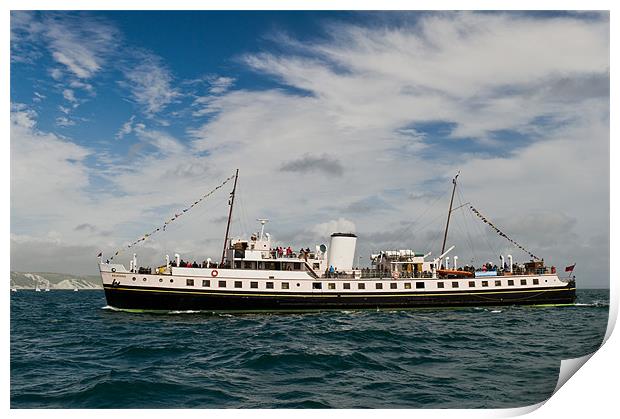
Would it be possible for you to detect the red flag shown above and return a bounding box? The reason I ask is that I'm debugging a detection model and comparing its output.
[565,264,576,272]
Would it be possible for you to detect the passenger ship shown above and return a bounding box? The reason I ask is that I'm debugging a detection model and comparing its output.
[99,171,576,312]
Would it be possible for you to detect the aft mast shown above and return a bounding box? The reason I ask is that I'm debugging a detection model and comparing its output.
[440,172,459,255]
[220,169,239,267]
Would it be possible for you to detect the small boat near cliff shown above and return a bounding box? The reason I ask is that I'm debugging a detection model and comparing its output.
[99,171,576,312]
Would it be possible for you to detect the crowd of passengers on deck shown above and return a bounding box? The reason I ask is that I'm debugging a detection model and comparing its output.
[271,246,313,261]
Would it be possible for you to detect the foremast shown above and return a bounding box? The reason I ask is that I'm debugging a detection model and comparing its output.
[220,169,239,266]
[440,172,459,255]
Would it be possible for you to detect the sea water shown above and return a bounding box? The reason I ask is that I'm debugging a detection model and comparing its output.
[10,289,609,408]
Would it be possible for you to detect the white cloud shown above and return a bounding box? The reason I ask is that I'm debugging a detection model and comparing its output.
[43,14,118,79]
[132,124,185,155]
[9,13,610,287]
[69,80,94,93]
[55,116,75,127]
[184,13,608,285]
[10,103,37,128]
[32,91,46,102]
[62,88,77,103]
[12,12,117,79]
[11,103,91,223]
[208,76,235,94]
[122,52,180,116]
[49,68,63,80]
[115,115,136,140]
[313,218,357,237]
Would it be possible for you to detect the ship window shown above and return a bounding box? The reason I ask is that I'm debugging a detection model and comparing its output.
[533,278,539,285]
[294,263,301,270]
[521,279,527,286]
[358,283,366,290]
[508,279,514,286]
[234,261,241,269]
[313,263,320,270]
[234,281,242,288]
[143,277,147,281]
[452,282,459,288]
[328,283,336,290]
[269,276,275,279]
[170,279,174,283]
[132,277,136,281]
[390,283,397,289]
[416,282,425,289]
[281,282,289,290]
[159,278,163,282]
[266,262,276,270]
[266,282,274,289]
[437,282,444,289]
[313,282,322,290]
[468,281,475,288]
[481,281,488,287]
[250,281,258,289]
[376,283,383,290]
[343,283,351,289]
[243,261,254,270]
[202,280,210,287]
[495,280,501,287]
[404,283,412,289]
[186,279,194,286]
[218,280,226,288]
[258,262,265,270]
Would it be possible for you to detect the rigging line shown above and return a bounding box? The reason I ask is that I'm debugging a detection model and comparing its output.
[455,187,480,262]
[469,204,541,261]
[407,211,448,238]
[109,172,236,261]
[235,178,249,238]
[464,195,493,259]
[399,189,449,236]
[427,227,445,261]
[457,184,498,259]
[450,215,476,268]
[452,213,476,264]
[454,188,479,264]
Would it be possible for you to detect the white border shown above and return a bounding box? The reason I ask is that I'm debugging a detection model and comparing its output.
[4,2,616,419]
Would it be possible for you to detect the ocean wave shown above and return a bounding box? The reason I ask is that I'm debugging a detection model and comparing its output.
[574,302,609,308]
[11,289,610,408]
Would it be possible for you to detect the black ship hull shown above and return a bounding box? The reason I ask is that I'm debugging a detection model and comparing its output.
[103,284,577,312]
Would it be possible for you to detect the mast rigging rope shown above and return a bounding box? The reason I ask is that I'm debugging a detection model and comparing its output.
[468,205,541,261]
[108,173,236,261]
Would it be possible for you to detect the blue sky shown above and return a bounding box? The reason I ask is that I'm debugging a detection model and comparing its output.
[10,11,610,286]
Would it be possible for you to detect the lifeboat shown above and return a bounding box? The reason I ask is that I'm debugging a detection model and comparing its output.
[437,269,474,278]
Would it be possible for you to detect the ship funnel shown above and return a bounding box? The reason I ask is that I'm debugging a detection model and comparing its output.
[327,233,357,272]
[507,255,513,273]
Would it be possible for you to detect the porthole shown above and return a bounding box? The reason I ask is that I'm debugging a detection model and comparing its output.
[159,278,163,282]
[143,277,147,282]
[170,279,174,283]
[296,283,300,287]
[132,277,136,281]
